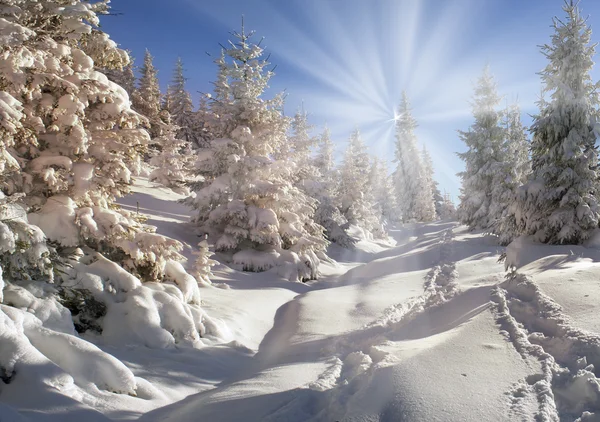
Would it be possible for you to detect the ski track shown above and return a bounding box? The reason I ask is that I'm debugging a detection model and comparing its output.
[492,272,600,422]
[303,225,463,421]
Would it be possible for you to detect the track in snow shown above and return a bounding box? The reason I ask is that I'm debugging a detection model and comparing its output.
[492,272,600,422]
[308,225,464,420]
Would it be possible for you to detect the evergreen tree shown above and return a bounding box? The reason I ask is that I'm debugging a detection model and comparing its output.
[161,85,174,114]
[0,193,54,289]
[492,102,531,241]
[132,49,162,139]
[369,158,398,226]
[310,128,354,247]
[421,146,443,219]
[103,56,136,99]
[438,193,457,220]
[193,236,217,285]
[0,0,186,281]
[186,26,327,280]
[339,130,385,237]
[456,66,505,230]
[314,127,335,177]
[508,1,600,244]
[393,93,435,222]
[289,108,318,180]
[170,58,199,148]
[505,102,531,186]
[193,94,213,149]
[149,111,195,195]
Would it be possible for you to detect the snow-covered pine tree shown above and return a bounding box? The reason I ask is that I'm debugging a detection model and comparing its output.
[0,193,54,294]
[0,0,187,283]
[170,58,200,148]
[492,101,531,242]
[507,1,600,244]
[132,49,162,139]
[161,85,174,114]
[339,130,385,238]
[438,193,457,220]
[456,65,505,230]
[103,55,136,100]
[314,127,335,178]
[187,26,327,281]
[393,93,435,222]
[421,146,443,219]
[506,103,530,184]
[310,128,354,247]
[149,111,195,195]
[193,236,217,285]
[192,94,214,149]
[289,108,318,183]
[369,157,398,226]
[416,145,437,221]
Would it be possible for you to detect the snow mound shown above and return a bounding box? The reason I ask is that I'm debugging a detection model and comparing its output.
[60,251,225,348]
[0,304,136,395]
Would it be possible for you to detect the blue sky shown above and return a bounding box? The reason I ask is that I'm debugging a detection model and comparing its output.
[101,0,600,201]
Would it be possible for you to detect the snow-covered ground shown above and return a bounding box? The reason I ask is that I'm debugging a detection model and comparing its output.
[3,179,600,421]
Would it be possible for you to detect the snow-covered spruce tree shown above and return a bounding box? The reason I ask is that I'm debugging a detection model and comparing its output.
[507,2,600,244]
[369,157,398,226]
[309,128,354,247]
[149,111,195,195]
[131,49,162,140]
[438,193,457,220]
[393,93,435,222]
[192,94,214,149]
[456,65,505,230]
[170,57,201,148]
[492,102,531,242]
[161,84,174,114]
[505,102,530,186]
[102,55,136,99]
[421,146,443,219]
[413,145,437,222]
[339,129,385,238]
[193,236,217,285]
[289,108,318,182]
[0,0,190,284]
[187,27,327,281]
[0,193,54,296]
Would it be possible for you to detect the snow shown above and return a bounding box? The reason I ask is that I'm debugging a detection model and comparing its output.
[28,196,79,247]
[3,177,600,421]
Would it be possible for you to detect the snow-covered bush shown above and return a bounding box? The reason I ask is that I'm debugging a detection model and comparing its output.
[187,27,328,281]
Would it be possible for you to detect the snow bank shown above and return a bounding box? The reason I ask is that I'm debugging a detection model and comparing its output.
[25,317,137,394]
[0,304,136,395]
[164,260,201,304]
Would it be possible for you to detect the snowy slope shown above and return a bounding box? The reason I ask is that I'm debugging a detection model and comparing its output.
[3,179,600,421]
